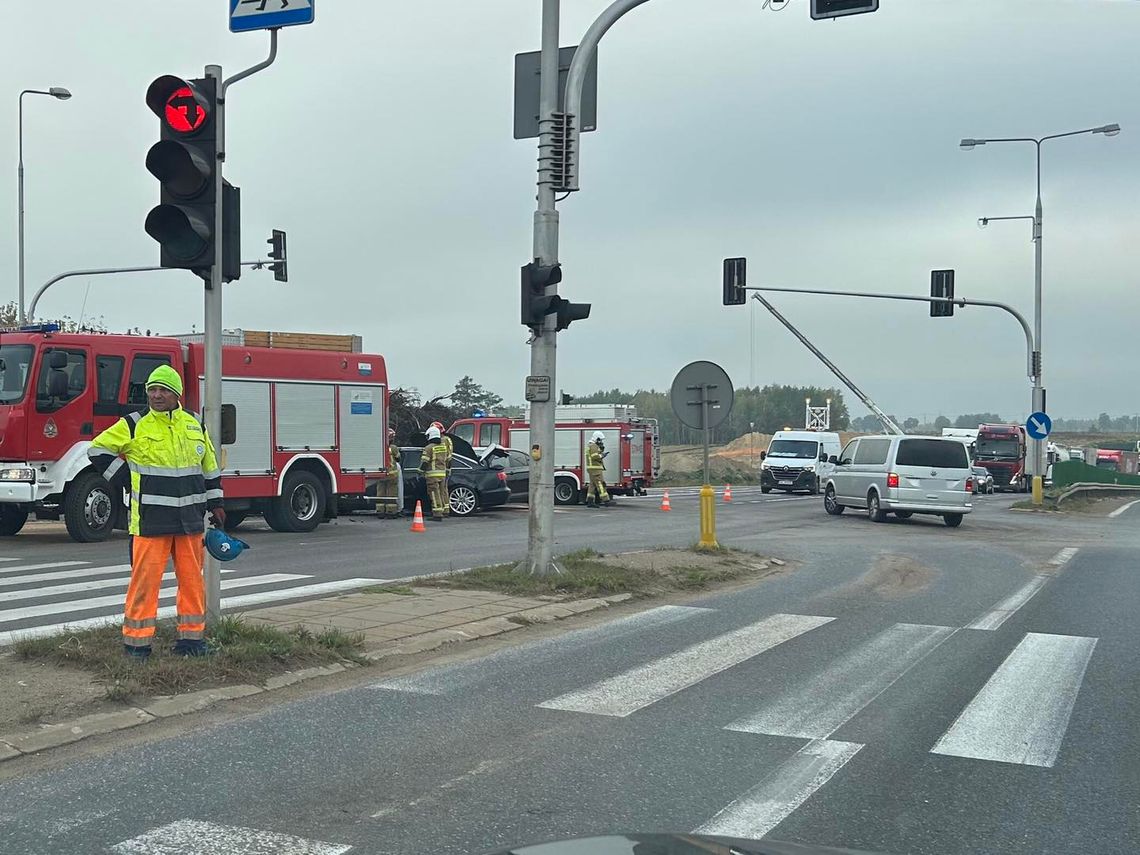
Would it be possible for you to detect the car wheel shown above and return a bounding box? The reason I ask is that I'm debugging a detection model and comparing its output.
[267,470,326,533]
[0,506,28,536]
[867,491,886,523]
[761,485,772,494]
[943,513,964,528]
[894,511,913,519]
[554,479,580,505]
[824,486,844,516]
[449,485,478,516]
[64,471,116,542]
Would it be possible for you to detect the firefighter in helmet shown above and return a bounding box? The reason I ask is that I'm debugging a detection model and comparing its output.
[421,425,449,520]
[585,431,612,507]
[384,427,402,517]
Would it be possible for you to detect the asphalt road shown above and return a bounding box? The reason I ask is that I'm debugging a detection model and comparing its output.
[2,494,1136,854]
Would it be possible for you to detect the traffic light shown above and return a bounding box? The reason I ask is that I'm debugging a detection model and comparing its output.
[723,257,747,305]
[811,0,879,20]
[930,269,955,317]
[520,261,591,332]
[145,75,239,281]
[267,229,288,282]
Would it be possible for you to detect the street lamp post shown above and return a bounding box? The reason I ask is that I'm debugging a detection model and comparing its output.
[960,123,1121,492]
[17,86,72,325]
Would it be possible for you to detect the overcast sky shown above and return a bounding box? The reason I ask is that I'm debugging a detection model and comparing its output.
[3,0,1137,422]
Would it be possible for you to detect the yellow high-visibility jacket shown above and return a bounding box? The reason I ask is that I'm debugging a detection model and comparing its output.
[87,407,223,537]
[421,441,449,481]
[587,444,606,473]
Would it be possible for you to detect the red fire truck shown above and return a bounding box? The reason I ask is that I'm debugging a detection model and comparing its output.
[449,404,660,504]
[974,423,1029,492]
[0,326,390,542]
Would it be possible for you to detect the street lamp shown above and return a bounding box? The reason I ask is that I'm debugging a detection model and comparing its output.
[18,86,73,325]
[960,123,1121,490]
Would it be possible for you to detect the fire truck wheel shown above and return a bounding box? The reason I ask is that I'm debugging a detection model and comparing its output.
[0,506,28,536]
[64,471,116,542]
[223,512,247,532]
[554,479,580,505]
[268,470,326,533]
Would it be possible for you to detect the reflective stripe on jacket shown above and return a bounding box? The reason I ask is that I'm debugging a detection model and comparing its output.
[421,441,448,480]
[87,407,223,537]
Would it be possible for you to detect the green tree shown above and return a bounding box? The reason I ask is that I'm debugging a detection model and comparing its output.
[1098,412,1113,431]
[448,375,504,418]
[903,417,919,432]
[934,415,952,431]
[955,413,1003,429]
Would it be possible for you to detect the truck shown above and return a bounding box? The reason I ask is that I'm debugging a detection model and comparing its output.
[973,423,1029,491]
[448,404,660,504]
[0,325,391,541]
[1094,449,1139,475]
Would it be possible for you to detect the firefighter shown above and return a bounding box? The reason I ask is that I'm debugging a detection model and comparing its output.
[421,425,449,521]
[585,431,612,507]
[86,365,224,659]
[431,421,453,516]
[387,427,404,517]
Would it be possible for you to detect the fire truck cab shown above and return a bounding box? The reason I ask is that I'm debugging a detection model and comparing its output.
[0,326,390,542]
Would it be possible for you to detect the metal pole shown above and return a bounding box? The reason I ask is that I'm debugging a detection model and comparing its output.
[523,0,561,577]
[1031,141,1045,490]
[17,94,26,325]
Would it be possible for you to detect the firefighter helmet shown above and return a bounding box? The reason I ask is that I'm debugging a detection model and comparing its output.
[592,431,605,443]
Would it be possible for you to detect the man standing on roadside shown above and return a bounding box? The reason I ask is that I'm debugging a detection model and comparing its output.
[87,365,224,659]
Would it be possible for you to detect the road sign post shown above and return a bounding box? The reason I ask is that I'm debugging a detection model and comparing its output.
[671,361,734,551]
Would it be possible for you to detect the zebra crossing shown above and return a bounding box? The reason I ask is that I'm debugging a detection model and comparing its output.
[376,577,1100,841]
[0,556,381,646]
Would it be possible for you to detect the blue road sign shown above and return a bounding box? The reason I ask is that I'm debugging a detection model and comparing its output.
[230,0,315,34]
[1026,411,1052,440]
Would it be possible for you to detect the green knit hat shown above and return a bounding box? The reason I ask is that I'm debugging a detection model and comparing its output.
[146,364,184,397]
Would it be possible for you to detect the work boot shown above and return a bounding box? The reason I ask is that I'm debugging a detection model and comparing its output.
[585,497,596,507]
[173,639,210,657]
[432,513,444,521]
[604,499,614,507]
[124,644,151,661]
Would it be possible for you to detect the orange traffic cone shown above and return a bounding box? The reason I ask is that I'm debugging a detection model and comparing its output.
[410,500,427,533]
[661,491,672,512]
[723,484,733,502]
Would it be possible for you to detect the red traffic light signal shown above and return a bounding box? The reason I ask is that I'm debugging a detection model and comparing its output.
[146,76,213,136]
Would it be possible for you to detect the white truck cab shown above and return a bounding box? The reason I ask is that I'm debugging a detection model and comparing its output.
[760,430,842,495]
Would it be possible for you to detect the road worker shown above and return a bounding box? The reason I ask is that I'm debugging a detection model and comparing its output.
[86,365,223,659]
[585,431,612,508]
[421,426,449,520]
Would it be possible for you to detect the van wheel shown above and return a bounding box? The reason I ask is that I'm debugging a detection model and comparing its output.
[943,513,964,528]
[824,486,844,515]
[867,491,886,523]
[64,471,116,542]
[761,485,771,494]
[554,479,580,505]
[894,511,913,519]
[0,506,28,536]
[267,471,326,533]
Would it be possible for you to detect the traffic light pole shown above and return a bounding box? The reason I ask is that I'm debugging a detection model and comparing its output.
[202,30,279,621]
[523,0,561,577]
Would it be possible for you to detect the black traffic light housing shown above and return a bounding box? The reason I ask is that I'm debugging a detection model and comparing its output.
[930,269,955,317]
[268,229,288,282]
[811,0,880,20]
[723,257,747,305]
[521,261,591,332]
[144,75,240,283]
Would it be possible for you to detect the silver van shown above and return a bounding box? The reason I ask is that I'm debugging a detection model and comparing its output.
[823,435,974,527]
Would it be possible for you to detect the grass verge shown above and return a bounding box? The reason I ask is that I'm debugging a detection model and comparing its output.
[419,546,776,599]
[11,616,368,701]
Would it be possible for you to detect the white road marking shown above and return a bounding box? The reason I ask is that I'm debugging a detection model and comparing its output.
[727,623,957,739]
[694,738,863,839]
[375,604,715,695]
[1048,547,1079,566]
[1108,499,1140,519]
[0,577,381,646]
[0,564,132,587]
[0,574,307,625]
[966,575,1050,631]
[111,819,351,854]
[0,568,229,602]
[536,613,834,717]
[930,632,1097,767]
[0,560,88,576]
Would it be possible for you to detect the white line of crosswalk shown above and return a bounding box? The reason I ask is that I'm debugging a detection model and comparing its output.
[0,560,88,576]
[0,563,134,587]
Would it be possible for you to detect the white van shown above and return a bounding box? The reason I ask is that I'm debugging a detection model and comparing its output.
[760,431,842,495]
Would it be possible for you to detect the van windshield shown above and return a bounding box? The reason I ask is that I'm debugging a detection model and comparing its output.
[767,440,819,459]
[0,345,34,404]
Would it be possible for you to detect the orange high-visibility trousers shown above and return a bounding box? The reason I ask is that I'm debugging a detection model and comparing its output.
[123,534,206,648]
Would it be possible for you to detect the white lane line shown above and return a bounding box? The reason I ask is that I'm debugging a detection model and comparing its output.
[1108,499,1140,519]
[111,819,351,855]
[376,604,715,695]
[694,738,862,839]
[930,632,1097,768]
[0,578,380,646]
[966,575,1050,632]
[727,623,957,739]
[0,566,237,600]
[0,574,307,625]
[0,557,21,562]
[0,564,132,587]
[0,561,88,576]
[537,613,834,717]
[1048,547,1079,566]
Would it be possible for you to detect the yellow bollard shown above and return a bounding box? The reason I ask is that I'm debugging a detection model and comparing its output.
[1032,475,1044,506]
[697,484,720,550]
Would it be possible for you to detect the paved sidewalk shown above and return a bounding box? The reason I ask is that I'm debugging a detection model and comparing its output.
[242,586,629,659]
